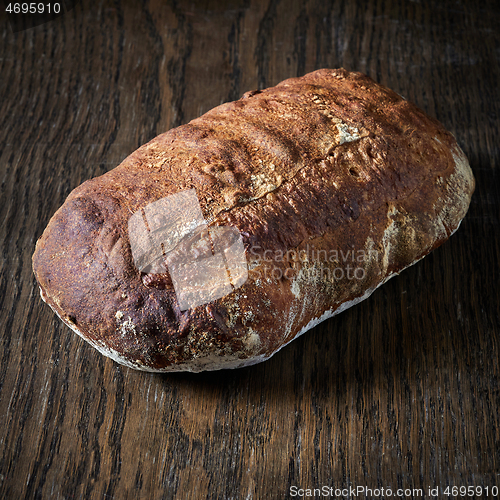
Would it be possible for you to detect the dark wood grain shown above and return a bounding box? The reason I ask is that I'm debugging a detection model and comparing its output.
[1,0,499,498]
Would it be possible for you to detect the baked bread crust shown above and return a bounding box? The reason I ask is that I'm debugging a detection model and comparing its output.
[32,69,475,372]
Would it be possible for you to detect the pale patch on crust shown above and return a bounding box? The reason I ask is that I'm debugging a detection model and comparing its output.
[284,262,320,340]
[119,317,136,337]
[244,330,261,350]
[290,278,302,299]
[250,172,280,197]
[336,122,362,144]
[381,204,398,273]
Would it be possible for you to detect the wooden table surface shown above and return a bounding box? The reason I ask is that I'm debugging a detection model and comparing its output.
[1,0,499,498]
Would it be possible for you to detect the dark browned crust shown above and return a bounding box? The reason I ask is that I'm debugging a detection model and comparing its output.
[32,69,475,372]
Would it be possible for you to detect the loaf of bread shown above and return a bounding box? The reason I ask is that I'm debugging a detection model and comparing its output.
[32,69,475,372]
